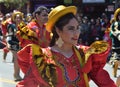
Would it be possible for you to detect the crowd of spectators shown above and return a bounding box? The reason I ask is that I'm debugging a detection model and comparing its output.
[77,12,111,46]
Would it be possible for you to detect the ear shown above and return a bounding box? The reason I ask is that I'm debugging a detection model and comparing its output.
[55,27,61,36]
[35,14,39,19]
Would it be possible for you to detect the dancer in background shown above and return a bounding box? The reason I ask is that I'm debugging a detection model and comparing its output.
[109,8,120,77]
[6,11,24,81]
[17,6,51,48]
[1,13,12,62]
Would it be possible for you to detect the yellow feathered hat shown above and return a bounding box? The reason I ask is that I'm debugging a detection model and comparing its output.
[114,8,120,21]
[46,5,77,32]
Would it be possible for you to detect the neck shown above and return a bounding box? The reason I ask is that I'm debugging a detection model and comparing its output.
[57,44,74,58]
[61,44,73,52]
[36,20,43,27]
[15,22,19,26]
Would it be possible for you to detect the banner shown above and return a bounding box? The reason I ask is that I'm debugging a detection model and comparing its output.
[83,0,105,3]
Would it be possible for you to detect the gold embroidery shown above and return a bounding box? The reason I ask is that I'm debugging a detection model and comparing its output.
[30,44,57,87]
[85,41,109,62]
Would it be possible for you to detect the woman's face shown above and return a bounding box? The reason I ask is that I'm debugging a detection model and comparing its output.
[58,18,80,46]
[15,14,22,24]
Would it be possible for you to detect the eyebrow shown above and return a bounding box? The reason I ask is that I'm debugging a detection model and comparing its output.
[66,26,76,30]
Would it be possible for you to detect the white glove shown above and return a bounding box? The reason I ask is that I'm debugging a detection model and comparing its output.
[111,29,120,36]
[118,34,120,41]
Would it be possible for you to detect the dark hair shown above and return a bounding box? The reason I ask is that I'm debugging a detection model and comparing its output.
[49,13,77,47]
[33,6,48,17]
[116,13,120,21]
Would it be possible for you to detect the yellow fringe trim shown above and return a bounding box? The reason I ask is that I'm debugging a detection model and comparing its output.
[17,22,38,40]
[29,44,57,86]
[74,47,89,87]
[85,41,109,62]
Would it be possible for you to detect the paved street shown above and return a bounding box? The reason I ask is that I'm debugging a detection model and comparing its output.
[0,49,119,87]
[0,50,24,87]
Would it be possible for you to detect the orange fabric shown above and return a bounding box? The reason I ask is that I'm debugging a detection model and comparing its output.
[1,18,12,35]
[17,44,116,87]
[17,46,86,87]
[17,46,30,74]
[82,47,116,87]
[18,20,51,48]
[17,45,50,87]
[3,47,9,53]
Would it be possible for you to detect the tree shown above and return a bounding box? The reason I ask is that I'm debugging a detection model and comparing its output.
[0,0,28,10]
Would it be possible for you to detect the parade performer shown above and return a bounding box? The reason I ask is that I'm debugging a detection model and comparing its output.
[1,16,11,61]
[17,6,51,48]
[4,11,24,81]
[110,8,120,77]
[16,5,116,87]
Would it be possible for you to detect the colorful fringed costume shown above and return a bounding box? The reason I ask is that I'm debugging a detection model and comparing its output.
[16,41,116,87]
[17,19,51,48]
[109,8,120,63]
[109,8,120,77]
[1,18,12,52]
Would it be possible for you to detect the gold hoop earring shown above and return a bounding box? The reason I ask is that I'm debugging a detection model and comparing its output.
[56,37,64,48]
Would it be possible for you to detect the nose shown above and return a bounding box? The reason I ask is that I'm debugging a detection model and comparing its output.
[74,29,80,34]
[73,30,80,38]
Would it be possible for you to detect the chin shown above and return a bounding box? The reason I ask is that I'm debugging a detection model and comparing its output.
[72,42,77,45]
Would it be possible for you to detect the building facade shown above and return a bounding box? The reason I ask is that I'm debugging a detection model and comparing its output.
[0,0,119,19]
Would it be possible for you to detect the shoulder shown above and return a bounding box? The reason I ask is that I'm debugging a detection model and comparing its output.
[2,18,11,26]
[27,45,55,65]
[88,41,109,54]
[85,41,110,61]
[76,45,90,52]
[25,44,51,56]
[27,20,38,29]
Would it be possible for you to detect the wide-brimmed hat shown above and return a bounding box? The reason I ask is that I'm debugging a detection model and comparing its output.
[46,5,77,32]
[114,8,120,21]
